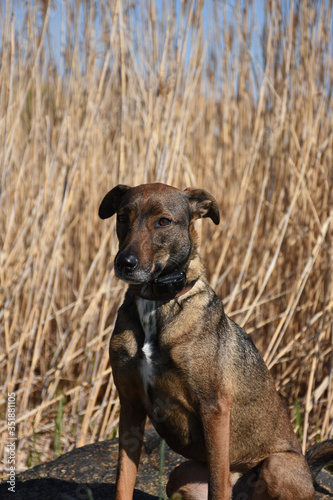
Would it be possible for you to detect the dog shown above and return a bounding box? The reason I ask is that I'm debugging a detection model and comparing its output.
[99,182,333,499]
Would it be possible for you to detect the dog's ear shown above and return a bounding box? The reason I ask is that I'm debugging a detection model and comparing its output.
[183,188,220,225]
[98,185,131,219]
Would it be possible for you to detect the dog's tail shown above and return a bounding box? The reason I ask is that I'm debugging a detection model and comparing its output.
[306,439,333,480]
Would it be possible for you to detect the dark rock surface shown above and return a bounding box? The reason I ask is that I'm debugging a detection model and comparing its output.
[0,429,182,499]
[0,429,332,499]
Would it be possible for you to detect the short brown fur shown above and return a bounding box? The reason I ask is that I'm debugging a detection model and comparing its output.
[99,183,332,500]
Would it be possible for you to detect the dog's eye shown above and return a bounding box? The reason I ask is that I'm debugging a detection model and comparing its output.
[158,217,172,227]
[117,214,129,224]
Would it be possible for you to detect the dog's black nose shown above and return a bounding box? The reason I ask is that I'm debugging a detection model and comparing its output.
[116,252,139,272]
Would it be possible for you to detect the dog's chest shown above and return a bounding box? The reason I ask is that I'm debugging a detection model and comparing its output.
[136,298,159,393]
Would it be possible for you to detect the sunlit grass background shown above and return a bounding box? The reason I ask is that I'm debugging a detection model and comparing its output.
[0,0,332,474]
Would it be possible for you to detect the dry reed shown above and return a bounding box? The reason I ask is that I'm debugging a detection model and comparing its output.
[0,0,332,474]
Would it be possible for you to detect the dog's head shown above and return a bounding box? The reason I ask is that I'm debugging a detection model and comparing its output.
[99,183,219,286]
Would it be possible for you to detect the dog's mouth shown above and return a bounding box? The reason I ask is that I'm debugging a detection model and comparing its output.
[119,266,186,285]
[113,267,147,285]
[116,264,188,298]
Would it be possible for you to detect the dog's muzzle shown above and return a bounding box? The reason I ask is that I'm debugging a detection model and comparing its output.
[115,250,190,299]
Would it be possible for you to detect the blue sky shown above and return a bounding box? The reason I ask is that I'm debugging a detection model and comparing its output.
[5,0,333,101]
[8,0,266,73]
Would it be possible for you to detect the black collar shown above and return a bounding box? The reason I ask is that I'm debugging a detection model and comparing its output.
[130,269,194,301]
[152,268,187,297]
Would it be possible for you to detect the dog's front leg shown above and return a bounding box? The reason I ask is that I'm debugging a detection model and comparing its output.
[200,394,231,500]
[115,397,147,500]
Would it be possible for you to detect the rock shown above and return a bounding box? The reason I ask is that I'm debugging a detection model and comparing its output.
[316,469,333,499]
[0,429,331,499]
[0,429,182,499]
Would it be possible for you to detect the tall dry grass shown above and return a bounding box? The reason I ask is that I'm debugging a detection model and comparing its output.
[0,0,332,474]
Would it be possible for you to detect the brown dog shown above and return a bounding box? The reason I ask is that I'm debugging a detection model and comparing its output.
[99,183,333,499]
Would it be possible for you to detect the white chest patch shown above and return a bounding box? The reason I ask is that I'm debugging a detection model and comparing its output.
[136,298,158,394]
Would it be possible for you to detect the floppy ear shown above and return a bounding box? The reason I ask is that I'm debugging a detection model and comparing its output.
[183,188,220,225]
[98,184,131,219]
